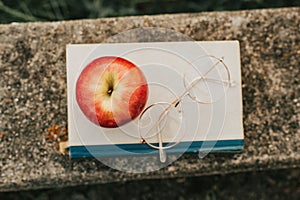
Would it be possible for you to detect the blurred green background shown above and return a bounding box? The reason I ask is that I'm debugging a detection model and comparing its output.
[0,0,299,24]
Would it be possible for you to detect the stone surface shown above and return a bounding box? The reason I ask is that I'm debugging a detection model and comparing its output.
[1,168,300,200]
[0,7,299,191]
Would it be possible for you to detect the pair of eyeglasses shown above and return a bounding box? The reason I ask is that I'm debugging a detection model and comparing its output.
[137,55,235,162]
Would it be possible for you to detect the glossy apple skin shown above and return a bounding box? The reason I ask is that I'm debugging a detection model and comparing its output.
[76,56,148,128]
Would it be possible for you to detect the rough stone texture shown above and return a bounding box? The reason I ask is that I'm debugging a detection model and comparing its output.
[0,7,299,191]
[2,168,300,199]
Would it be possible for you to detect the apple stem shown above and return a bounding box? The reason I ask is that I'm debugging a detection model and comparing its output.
[107,88,113,95]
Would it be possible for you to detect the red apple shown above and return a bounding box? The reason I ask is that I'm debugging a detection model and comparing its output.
[76,56,148,128]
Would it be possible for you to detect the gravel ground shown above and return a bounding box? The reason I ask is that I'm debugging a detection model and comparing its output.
[1,168,300,200]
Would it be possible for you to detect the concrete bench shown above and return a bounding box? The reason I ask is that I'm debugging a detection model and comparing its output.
[0,7,299,191]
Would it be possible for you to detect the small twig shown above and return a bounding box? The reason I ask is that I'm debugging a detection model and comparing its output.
[44,125,69,154]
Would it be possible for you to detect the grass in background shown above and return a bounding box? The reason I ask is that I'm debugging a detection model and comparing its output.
[0,0,299,23]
